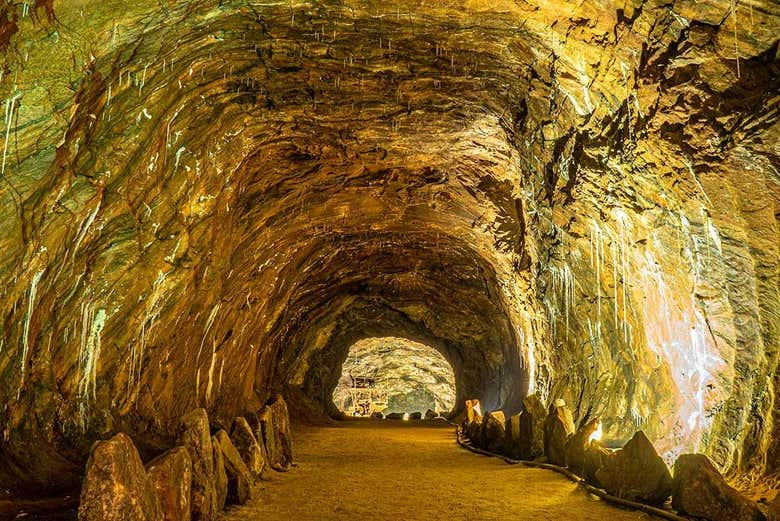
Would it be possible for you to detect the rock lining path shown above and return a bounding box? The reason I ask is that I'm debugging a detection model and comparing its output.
[221,420,659,520]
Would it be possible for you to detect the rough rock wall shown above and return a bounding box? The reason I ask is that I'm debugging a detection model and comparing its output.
[0,0,777,494]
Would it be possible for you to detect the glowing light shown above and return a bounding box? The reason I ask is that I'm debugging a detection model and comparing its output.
[588,421,603,444]
[402,412,409,421]
[472,402,482,417]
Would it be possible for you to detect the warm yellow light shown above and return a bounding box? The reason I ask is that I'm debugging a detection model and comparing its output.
[588,421,603,443]
[403,412,409,421]
[472,403,482,417]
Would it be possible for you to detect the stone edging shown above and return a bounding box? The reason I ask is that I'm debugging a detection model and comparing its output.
[454,426,692,521]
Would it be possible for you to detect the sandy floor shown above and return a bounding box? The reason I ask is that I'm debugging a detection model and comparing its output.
[221,419,660,521]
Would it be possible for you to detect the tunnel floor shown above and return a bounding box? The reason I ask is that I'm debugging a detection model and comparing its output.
[221,420,661,521]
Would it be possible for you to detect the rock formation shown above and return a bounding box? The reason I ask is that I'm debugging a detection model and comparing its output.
[78,433,162,521]
[178,410,217,521]
[544,402,576,466]
[596,431,673,505]
[0,0,777,506]
[230,417,266,480]
[214,431,252,506]
[673,454,766,521]
[564,418,601,475]
[481,411,507,453]
[146,447,193,521]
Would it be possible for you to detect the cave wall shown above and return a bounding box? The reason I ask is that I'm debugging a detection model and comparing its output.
[0,0,777,494]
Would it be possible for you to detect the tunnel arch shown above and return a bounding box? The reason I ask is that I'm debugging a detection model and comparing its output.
[0,0,777,497]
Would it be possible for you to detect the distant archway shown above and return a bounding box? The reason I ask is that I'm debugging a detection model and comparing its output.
[332,337,456,417]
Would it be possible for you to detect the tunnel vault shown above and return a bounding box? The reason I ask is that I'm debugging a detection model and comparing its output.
[0,0,778,496]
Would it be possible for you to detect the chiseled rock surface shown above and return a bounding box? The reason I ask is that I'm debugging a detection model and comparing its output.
[596,431,673,505]
[214,430,252,506]
[230,417,266,480]
[673,454,766,521]
[146,447,193,521]
[178,409,216,521]
[543,403,575,466]
[0,0,777,499]
[78,433,162,521]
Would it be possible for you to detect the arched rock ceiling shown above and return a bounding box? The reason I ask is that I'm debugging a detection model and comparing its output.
[0,0,778,494]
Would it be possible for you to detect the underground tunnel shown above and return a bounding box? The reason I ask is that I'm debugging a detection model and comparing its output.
[0,0,778,520]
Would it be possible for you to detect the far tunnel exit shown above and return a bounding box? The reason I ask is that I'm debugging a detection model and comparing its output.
[332,337,456,417]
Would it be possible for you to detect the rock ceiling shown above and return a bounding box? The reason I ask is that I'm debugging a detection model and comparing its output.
[0,0,777,495]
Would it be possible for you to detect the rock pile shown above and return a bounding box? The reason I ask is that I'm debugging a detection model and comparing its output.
[459,397,767,521]
[78,396,293,521]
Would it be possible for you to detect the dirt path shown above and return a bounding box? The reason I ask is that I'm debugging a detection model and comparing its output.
[221,419,660,521]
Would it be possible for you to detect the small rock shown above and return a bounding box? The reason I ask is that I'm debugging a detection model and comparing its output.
[424,409,437,420]
[409,411,422,420]
[385,412,405,420]
[371,412,384,419]
[78,433,163,521]
[230,417,266,479]
[596,431,672,505]
[146,446,192,521]
[214,430,252,505]
[672,453,766,521]
[543,401,575,466]
[480,411,506,452]
[178,409,217,521]
[564,418,600,474]
[211,435,227,512]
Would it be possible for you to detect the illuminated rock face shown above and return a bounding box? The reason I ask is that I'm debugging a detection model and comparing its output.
[332,337,456,415]
[0,0,777,496]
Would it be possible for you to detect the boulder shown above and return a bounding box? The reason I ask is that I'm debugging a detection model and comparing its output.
[230,417,266,479]
[672,453,766,521]
[463,398,484,446]
[564,418,601,474]
[178,409,216,521]
[409,411,422,420]
[503,413,524,459]
[543,401,575,466]
[146,446,192,521]
[371,412,384,419]
[596,431,672,505]
[211,435,227,512]
[465,399,482,424]
[519,394,547,460]
[258,394,294,470]
[425,409,437,420]
[214,430,252,505]
[480,411,506,452]
[78,433,163,521]
[583,442,612,488]
[386,412,405,420]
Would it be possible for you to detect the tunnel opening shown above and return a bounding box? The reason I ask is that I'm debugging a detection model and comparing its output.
[331,337,457,418]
